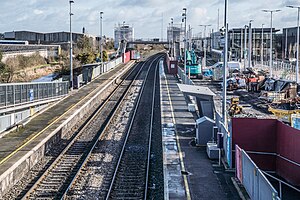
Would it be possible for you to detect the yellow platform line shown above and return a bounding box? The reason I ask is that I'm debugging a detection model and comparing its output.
[0,91,87,165]
[0,62,134,165]
[165,76,192,200]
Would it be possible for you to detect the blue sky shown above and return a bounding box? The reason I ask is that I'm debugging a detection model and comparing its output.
[0,0,298,38]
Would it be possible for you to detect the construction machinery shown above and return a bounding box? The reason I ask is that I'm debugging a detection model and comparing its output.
[228,97,243,116]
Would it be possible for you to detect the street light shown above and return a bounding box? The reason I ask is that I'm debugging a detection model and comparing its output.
[199,24,212,68]
[171,18,174,57]
[287,5,300,83]
[100,11,104,73]
[182,8,187,84]
[262,9,281,78]
[69,0,74,90]
[244,25,248,71]
[261,23,264,66]
[248,20,253,68]
[222,0,228,126]
[122,21,126,54]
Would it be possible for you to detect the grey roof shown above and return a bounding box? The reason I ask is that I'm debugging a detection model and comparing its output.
[177,84,216,97]
[196,116,215,124]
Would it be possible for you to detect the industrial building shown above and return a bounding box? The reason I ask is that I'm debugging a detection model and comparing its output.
[114,24,134,49]
[209,28,280,62]
[4,31,86,45]
[282,27,300,60]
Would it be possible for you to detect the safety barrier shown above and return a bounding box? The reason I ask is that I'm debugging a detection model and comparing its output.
[177,66,194,85]
[236,145,280,200]
[0,82,69,110]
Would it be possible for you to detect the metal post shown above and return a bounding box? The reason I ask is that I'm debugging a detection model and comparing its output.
[222,0,228,126]
[199,24,212,69]
[261,24,264,65]
[279,181,282,199]
[183,8,187,84]
[240,29,243,62]
[244,25,248,71]
[100,12,104,73]
[263,9,281,77]
[69,0,74,90]
[270,13,273,77]
[171,18,174,57]
[285,28,288,59]
[248,21,252,68]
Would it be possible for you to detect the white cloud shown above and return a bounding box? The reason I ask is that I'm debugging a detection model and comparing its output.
[0,0,298,38]
[33,9,44,15]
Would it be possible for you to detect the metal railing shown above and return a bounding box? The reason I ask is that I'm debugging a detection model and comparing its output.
[0,81,69,109]
[262,171,300,200]
[236,145,280,200]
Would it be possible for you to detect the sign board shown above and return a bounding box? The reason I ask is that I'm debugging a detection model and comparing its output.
[29,89,34,101]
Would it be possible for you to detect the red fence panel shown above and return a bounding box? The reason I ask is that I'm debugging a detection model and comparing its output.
[235,145,243,182]
[122,51,130,63]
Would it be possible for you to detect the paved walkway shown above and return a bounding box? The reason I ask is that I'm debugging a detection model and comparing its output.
[161,64,240,199]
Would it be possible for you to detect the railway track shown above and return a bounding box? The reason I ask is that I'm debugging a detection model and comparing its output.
[19,60,144,199]
[104,54,163,199]
[58,53,164,199]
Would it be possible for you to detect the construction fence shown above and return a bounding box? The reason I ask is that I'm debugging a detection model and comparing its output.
[236,145,279,200]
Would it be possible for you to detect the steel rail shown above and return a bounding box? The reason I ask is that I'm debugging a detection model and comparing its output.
[21,61,141,199]
[105,54,164,200]
[60,57,155,199]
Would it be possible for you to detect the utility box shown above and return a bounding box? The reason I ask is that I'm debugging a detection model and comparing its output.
[196,116,215,146]
[206,142,219,159]
[168,60,178,75]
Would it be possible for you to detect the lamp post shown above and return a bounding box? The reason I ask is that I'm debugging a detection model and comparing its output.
[261,24,264,66]
[244,25,248,71]
[69,0,74,90]
[240,28,243,62]
[287,5,300,83]
[222,0,228,126]
[182,8,187,84]
[248,20,253,68]
[199,24,212,68]
[100,11,104,73]
[122,21,126,54]
[171,18,174,57]
[262,9,281,78]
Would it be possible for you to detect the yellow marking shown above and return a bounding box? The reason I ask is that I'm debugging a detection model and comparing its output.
[165,76,191,200]
[0,63,134,165]
[0,93,87,165]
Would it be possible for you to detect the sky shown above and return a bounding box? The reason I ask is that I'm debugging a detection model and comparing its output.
[0,0,299,39]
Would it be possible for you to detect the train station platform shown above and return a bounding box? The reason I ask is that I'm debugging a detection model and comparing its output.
[0,61,135,197]
[160,65,240,199]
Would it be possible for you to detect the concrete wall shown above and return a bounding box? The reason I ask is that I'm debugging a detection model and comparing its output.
[2,49,48,62]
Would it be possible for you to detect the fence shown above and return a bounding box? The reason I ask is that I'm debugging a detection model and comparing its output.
[253,60,297,82]
[0,82,69,109]
[177,66,194,85]
[236,145,280,200]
